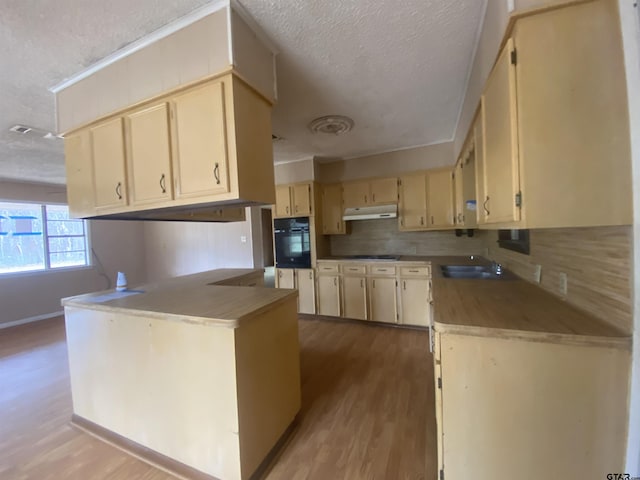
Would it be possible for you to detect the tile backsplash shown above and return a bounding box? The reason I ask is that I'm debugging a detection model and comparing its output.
[486,226,633,334]
[330,218,487,257]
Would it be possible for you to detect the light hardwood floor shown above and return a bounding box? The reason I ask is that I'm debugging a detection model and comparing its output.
[0,316,434,480]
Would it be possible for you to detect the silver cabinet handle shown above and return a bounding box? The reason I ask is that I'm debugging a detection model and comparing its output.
[431,215,435,225]
[334,277,337,286]
[372,193,376,202]
[286,205,289,215]
[403,280,406,290]
[309,271,312,280]
[360,278,364,288]
[115,182,122,200]
[420,217,424,225]
[483,196,490,216]
[160,174,166,193]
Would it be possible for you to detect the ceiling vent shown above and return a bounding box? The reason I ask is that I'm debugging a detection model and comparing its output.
[9,125,62,140]
[9,125,33,134]
[308,115,354,135]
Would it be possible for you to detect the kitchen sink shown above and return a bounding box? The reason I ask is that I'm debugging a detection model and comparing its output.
[440,265,515,280]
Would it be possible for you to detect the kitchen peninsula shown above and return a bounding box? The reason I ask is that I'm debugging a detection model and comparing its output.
[61,269,300,480]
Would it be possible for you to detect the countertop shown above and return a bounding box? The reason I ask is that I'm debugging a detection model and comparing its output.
[62,269,297,328]
[318,255,630,347]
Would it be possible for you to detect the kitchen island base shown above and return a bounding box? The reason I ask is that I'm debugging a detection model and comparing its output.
[64,291,300,480]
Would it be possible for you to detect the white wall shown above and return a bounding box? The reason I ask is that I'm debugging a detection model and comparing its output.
[619,0,640,474]
[143,207,259,281]
[0,180,147,327]
[317,142,455,183]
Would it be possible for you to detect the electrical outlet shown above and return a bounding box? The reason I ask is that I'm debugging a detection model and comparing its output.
[533,265,542,284]
[558,272,568,296]
[240,235,247,243]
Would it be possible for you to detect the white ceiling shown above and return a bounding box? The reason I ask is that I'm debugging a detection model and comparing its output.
[0,0,486,185]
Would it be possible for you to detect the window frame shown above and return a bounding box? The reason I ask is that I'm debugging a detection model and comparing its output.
[0,202,92,276]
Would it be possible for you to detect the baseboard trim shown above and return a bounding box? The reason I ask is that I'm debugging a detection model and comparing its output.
[0,311,64,330]
[71,413,299,480]
[71,414,218,480]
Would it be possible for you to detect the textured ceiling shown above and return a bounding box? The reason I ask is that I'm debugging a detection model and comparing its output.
[0,0,486,185]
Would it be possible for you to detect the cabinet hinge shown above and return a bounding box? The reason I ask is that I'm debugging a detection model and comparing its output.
[510,48,517,65]
[515,191,522,208]
[440,468,445,480]
[437,377,442,389]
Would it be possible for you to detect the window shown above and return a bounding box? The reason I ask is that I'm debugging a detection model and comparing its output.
[0,202,90,274]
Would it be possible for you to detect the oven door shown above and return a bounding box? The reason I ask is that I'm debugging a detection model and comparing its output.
[274,219,311,268]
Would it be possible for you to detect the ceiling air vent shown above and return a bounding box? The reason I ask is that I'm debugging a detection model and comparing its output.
[8,125,62,140]
[9,125,33,134]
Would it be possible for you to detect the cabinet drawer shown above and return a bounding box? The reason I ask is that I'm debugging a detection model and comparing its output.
[341,264,367,275]
[400,266,431,277]
[368,265,397,276]
[317,263,340,274]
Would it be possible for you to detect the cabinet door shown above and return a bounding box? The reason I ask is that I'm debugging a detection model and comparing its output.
[321,184,345,234]
[292,183,312,216]
[64,130,94,218]
[317,275,341,317]
[91,117,128,210]
[481,38,521,224]
[400,278,430,327]
[127,103,173,205]
[342,276,368,320]
[399,174,427,230]
[297,268,316,314]
[172,80,230,198]
[369,277,397,323]
[275,185,292,218]
[427,169,455,228]
[453,162,464,226]
[370,177,398,205]
[343,181,370,208]
[473,113,487,225]
[276,268,295,289]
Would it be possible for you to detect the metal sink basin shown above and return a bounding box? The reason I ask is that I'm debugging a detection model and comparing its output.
[440,264,514,280]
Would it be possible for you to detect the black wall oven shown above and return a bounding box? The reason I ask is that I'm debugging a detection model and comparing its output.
[274,217,311,269]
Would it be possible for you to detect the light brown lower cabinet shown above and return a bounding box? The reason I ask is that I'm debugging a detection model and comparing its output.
[433,330,630,480]
[296,269,316,315]
[276,268,316,314]
[317,274,341,317]
[342,275,368,321]
[399,278,431,327]
[368,277,397,324]
[276,268,295,289]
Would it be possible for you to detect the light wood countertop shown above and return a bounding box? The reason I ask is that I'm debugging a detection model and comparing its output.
[318,255,630,347]
[62,269,297,328]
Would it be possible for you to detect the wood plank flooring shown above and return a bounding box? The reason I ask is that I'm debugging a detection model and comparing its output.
[0,316,435,480]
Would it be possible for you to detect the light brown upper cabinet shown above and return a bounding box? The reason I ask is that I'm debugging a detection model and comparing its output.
[453,136,479,229]
[399,169,455,231]
[342,177,398,208]
[64,130,94,219]
[64,72,275,220]
[453,161,464,227]
[480,38,521,225]
[171,80,230,199]
[477,0,631,229]
[273,182,312,218]
[126,102,173,205]
[90,117,128,211]
[321,183,346,235]
[426,169,455,229]
[398,173,427,231]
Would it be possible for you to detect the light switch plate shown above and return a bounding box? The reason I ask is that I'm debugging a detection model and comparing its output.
[240,235,247,243]
[559,272,568,296]
[533,265,542,284]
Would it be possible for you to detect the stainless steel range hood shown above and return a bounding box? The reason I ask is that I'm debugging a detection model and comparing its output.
[343,204,397,221]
